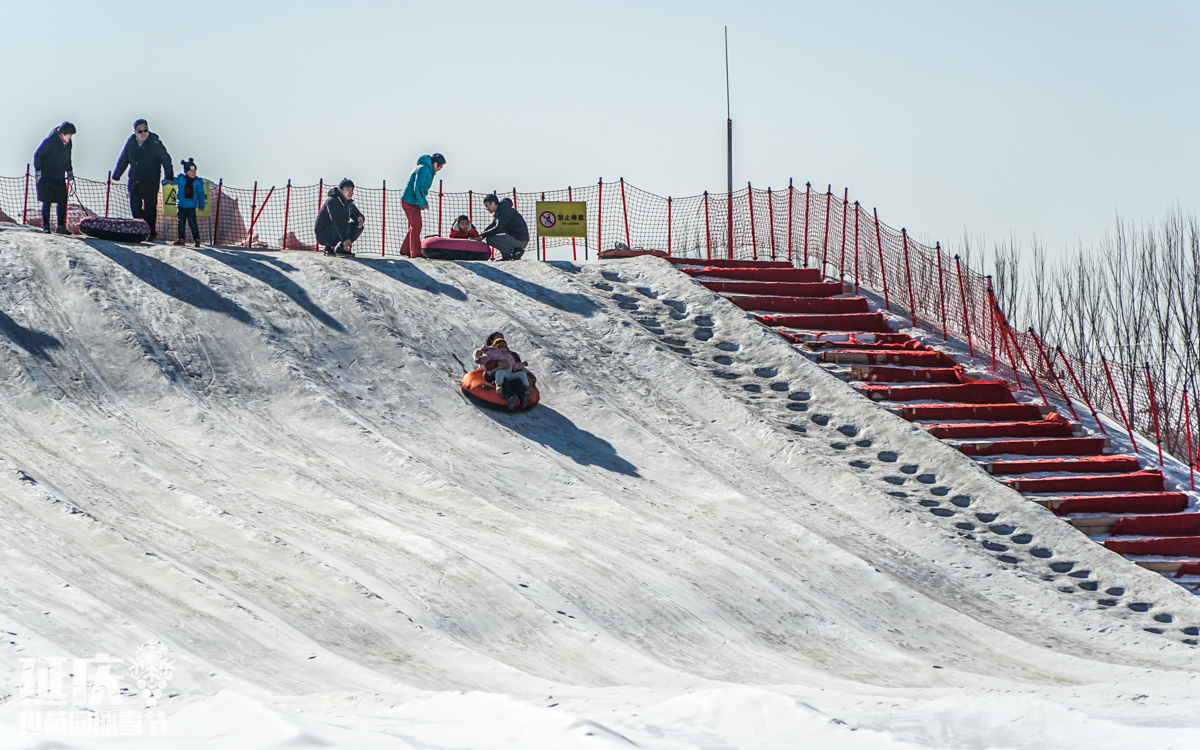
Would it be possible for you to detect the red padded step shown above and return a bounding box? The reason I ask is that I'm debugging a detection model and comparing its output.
[700,281,846,297]
[681,267,822,282]
[821,350,953,367]
[928,415,1073,439]
[1107,537,1200,557]
[1003,469,1164,493]
[852,365,962,383]
[1110,514,1200,537]
[860,381,1015,404]
[1037,492,1189,516]
[757,313,892,332]
[983,455,1141,475]
[732,296,868,314]
[957,437,1108,456]
[806,333,916,347]
[668,257,793,268]
[899,403,1043,421]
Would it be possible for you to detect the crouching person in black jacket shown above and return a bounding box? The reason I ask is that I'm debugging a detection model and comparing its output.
[314,178,365,257]
[479,193,529,261]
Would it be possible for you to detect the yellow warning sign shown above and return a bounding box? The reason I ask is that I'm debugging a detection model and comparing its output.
[535,201,587,238]
[162,180,214,218]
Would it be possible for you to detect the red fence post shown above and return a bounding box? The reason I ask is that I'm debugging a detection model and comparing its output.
[381,179,387,257]
[437,179,443,236]
[212,179,224,245]
[901,228,918,327]
[703,191,713,260]
[802,182,811,267]
[597,178,603,255]
[619,177,631,248]
[569,186,578,260]
[787,179,794,264]
[666,195,672,257]
[244,185,273,248]
[1145,363,1165,466]
[873,208,890,310]
[987,276,997,371]
[853,202,861,294]
[1184,387,1195,490]
[839,188,848,278]
[246,181,258,247]
[104,171,112,218]
[988,285,1025,389]
[22,164,30,225]
[936,242,948,340]
[954,255,973,356]
[726,188,733,260]
[821,185,832,275]
[747,182,757,260]
[767,188,776,261]
[1101,355,1137,447]
[282,179,291,250]
[1058,347,1105,435]
[1031,329,1079,420]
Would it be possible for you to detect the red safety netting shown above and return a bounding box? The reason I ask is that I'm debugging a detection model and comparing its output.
[2,169,1197,473]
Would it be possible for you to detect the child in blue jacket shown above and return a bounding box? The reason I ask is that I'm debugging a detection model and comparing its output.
[173,158,207,247]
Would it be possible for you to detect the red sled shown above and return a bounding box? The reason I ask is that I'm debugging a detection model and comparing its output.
[421,236,493,261]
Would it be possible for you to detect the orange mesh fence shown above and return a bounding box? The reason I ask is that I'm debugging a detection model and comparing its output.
[2,169,1196,471]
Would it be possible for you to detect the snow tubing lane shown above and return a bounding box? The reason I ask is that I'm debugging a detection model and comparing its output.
[79,217,150,243]
[461,369,540,411]
[422,237,493,261]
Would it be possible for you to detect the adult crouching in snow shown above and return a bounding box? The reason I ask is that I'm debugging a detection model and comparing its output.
[480,193,529,261]
[33,121,76,235]
[111,119,174,241]
[400,153,445,258]
[314,178,365,257]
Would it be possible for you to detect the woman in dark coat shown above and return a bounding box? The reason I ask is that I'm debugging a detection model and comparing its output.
[33,122,76,234]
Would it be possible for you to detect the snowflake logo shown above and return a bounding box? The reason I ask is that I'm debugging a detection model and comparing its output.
[127,642,174,707]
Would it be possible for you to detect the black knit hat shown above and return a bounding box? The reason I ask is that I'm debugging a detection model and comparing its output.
[339,178,355,190]
[182,158,197,172]
[59,121,76,135]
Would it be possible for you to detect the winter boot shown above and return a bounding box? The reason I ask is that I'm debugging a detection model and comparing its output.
[336,245,355,257]
[323,245,339,257]
[194,239,202,248]
[511,247,525,260]
[55,226,71,236]
[174,238,185,246]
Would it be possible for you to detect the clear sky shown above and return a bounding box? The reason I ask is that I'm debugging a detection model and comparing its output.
[5,0,1198,256]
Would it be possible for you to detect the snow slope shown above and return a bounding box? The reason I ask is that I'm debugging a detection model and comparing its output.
[1,222,1199,748]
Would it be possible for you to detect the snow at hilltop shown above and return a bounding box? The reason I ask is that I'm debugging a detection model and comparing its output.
[0,222,1199,749]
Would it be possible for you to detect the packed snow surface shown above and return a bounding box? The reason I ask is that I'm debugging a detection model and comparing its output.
[1,223,1199,748]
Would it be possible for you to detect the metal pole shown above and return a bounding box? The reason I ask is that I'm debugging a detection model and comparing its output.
[212,178,224,245]
[853,202,861,295]
[803,182,811,267]
[726,189,733,260]
[787,179,794,264]
[597,178,603,254]
[955,255,973,356]
[1031,329,1079,421]
[1145,363,1165,465]
[104,171,112,218]
[988,284,1023,389]
[381,179,387,257]
[282,179,291,250]
[1058,346,1105,435]
[438,179,443,236]
[704,190,712,260]
[22,164,30,225]
[901,228,917,327]
[619,177,631,248]
[725,26,732,198]
[747,182,757,260]
[767,187,776,261]
[246,181,258,247]
[821,185,832,276]
[873,208,890,310]
[540,192,547,261]
[1101,355,1137,447]
[666,195,672,257]
[569,186,577,260]
[936,242,948,340]
[839,188,848,277]
[987,276,997,371]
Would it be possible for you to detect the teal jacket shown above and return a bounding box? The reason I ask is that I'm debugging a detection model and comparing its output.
[172,173,207,210]
[401,154,434,209]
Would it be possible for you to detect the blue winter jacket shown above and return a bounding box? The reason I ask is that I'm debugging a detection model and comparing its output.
[173,174,207,210]
[401,154,435,209]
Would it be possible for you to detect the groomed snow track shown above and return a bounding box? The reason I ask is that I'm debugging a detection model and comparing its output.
[2,224,1200,746]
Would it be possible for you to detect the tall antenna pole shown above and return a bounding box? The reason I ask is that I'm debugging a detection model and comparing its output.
[725,26,733,196]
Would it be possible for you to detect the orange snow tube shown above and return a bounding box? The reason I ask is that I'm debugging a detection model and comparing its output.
[461,368,540,411]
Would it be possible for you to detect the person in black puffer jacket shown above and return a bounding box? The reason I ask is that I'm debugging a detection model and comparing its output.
[111,119,174,240]
[33,122,76,235]
[314,179,365,256]
[479,194,529,260]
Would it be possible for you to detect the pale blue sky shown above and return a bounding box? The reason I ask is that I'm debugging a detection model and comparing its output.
[5,0,1198,255]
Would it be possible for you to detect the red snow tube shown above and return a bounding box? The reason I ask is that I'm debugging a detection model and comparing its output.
[599,248,668,259]
[422,236,493,261]
[461,368,540,411]
[79,217,150,243]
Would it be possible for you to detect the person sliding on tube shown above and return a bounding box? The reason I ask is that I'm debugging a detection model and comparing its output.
[33,121,75,235]
[172,159,206,247]
[479,193,529,261]
[400,153,445,258]
[474,332,532,410]
[314,178,365,257]
[448,214,480,240]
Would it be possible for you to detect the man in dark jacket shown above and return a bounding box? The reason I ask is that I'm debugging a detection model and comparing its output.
[479,194,529,261]
[314,178,365,257]
[111,119,173,240]
[33,121,76,235]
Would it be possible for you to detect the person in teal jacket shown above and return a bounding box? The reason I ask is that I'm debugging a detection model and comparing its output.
[172,158,207,247]
[400,153,445,257]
